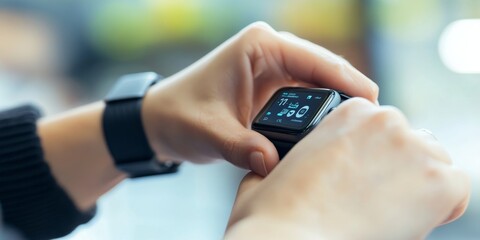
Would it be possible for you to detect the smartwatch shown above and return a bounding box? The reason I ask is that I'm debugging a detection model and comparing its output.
[252,87,350,159]
[103,72,179,178]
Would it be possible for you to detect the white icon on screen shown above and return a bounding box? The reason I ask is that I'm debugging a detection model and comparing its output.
[277,109,289,116]
[296,106,309,118]
[288,102,299,109]
[286,110,295,117]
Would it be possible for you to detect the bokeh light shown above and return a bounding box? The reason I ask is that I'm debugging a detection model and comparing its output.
[439,19,480,74]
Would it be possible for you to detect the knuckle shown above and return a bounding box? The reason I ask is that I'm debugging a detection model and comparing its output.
[222,134,240,161]
[241,21,275,39]
[370,106,408,129]
[336,55,352,66]
[340,97,373,112]
[422,165,455,198]
[319,97,373,130]
[328,97,374,123]
[330,60,351,79]
[278,31,295,37]
[380,105,404,116]
[361,106,411,147]
[247,21,273,31]
[369,109,391,126]
[424,164,445,181]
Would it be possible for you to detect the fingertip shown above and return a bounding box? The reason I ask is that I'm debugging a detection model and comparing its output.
[248,145,279,177]
[223,127,280,176]
[359,80,379,103]
[370,82,380,102]
[263,154,279,176]
[348,67,379,102]
[243,130,280,176]
[416,128,438,141]
[249,151,268,177]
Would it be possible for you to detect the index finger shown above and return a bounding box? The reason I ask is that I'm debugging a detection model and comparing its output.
[275,31,379,102]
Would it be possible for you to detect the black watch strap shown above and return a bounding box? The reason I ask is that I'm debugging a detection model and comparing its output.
[103,72,179,178]
[270,139,295,159]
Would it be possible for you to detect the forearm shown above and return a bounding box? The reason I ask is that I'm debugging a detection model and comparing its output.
[38,102,126,211]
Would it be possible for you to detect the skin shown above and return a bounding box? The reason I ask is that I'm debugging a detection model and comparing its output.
[225,98,470,240]
[36,22,469,239]
[38,22,377,211]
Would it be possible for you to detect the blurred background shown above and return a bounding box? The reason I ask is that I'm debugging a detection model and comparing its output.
[0,0,479,239]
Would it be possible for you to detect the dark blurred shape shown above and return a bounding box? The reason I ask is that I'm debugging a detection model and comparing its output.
[0,0,101,85]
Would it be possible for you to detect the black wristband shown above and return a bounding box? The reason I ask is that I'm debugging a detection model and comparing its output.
[270,139,295,159]
[102,72,179,178]
[103,99,154,166]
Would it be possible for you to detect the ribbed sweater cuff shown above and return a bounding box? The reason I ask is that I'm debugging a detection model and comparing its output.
[0,105,94,240]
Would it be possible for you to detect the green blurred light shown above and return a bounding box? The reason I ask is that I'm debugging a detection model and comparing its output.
[89,1,156,60]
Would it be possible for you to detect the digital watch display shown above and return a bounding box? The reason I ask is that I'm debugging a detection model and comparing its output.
[252,87,349,158]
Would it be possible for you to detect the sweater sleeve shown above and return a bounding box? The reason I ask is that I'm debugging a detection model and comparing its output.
[0,105,95,240]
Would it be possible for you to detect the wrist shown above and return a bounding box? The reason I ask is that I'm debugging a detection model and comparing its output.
[102,72,180,177]
[225,215,322,240]
[141,81,176,163]
[39,102,126,211]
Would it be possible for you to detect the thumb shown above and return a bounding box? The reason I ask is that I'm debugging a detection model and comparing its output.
[220,126,279,177]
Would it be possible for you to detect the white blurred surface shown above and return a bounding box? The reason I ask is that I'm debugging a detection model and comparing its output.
[59,162,246,240]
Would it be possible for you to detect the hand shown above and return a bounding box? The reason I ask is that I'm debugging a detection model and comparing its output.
[36,22,377,211]
[225,98,470,240]
[142,22,378,176]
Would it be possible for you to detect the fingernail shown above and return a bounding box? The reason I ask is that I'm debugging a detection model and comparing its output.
[418,128,437,140]
[249,151,268,176]
[375,99,380,106]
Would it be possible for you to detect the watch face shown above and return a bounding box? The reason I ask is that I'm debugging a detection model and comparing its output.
[254,88,334,131]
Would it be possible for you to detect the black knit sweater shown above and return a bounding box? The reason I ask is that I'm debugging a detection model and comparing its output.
[0,105,94,240]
